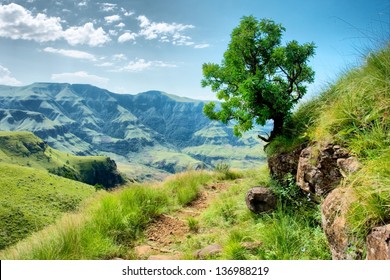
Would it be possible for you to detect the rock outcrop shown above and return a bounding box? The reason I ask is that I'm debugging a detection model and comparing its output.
[268,146,303,184]
[366,224,390,260]
[321,187,361,259]
[269,142,366,259]
[296,144,359,197]
[245,187,277,214]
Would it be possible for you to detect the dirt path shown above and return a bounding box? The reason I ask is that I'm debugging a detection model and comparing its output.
[133,181,233,259]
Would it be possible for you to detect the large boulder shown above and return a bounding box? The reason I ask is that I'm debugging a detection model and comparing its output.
[245,187,277,214]
[321,187,362,259]
[366,224,390,260]
[296,144,359,197]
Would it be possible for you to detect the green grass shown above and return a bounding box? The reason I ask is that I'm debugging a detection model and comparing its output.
[267,44,390,257]
[0,131,123,187]
[179,167,330,260]
[0,170,216,259]
[0,162,95,250]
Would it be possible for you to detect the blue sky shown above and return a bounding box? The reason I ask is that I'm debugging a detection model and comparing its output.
[0,0,388,100]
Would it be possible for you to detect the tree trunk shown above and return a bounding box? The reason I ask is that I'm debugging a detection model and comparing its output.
[270,114,284,141]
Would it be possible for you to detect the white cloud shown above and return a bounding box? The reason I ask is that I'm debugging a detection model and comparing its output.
[100,3,117,12]
[0,65,22,86]
[118,58,176,72]
[43,47,97,61]
[112,54,127,61]
[194,43,210,49]
[118,32,137,43]
[63,22,110,47]
[120,7,133,17]
[116,22,125,28]
[78,1,88,7]
[0,3,110,47]
[104,14,121,24]
[109,29,118,36]
[0,3,63,42]
[96,62,114,67]
[51,71,109,88]
[136,15,195,45]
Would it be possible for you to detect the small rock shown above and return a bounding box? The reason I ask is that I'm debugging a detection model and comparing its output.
[245,187,276,214]
[366,224,390,260]
[134,245,154,258]
[194,244,223,259]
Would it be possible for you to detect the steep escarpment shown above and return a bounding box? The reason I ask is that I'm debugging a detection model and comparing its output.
[0,84,266,180]
[267,45,390,259]
[0,131,124,188]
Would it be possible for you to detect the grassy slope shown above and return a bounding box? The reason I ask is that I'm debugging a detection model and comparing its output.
[0,170,216,259]
[0,162,95,249]
[0,131,118,185]
[268,45,390,255]
[0,167,330,260]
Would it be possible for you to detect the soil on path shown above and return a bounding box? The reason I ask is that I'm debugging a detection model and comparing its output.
[133,181,234,259]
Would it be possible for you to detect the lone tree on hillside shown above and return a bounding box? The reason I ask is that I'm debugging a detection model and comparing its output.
[202,16,316,142]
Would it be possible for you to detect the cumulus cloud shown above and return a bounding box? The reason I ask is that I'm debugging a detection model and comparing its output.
[0,3,110,46]
[116,22,125,28]
[51,71,109,87]
[104,14,121,24]
[43,47,97,61]
[118,32,137,43]
[0,65,22,86]
[0,3,63,42]
[118,58,176,72]
[136,15,194,45]
[63,22,110,46]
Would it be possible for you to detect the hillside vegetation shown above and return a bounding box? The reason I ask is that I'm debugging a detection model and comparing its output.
[268,44,390,256]
[0,168,330,260]
[0,162,95,249]
[0,84,266,180]
[0,131,123,188]
[0,45,387,260]
[0,131,125,249]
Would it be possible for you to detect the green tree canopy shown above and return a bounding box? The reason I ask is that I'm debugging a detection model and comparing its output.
[202,16,316,142]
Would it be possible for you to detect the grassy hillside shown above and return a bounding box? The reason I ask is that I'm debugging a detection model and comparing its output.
[0,162,95,249]
[0,167,330,260]
[0,131,123,188]
[268,44,390,256]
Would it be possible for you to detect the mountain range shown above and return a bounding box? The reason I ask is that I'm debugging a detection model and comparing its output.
[0,83,267,180]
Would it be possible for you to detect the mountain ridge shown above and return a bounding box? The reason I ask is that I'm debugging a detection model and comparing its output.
[0,82,266,180]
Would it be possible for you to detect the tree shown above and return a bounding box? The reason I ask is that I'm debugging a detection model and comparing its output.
[202,16,316,142]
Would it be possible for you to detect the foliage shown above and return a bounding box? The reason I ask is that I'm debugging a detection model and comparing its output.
[202,16,316,141]
[269,44,390,258]
[187,217,200,233]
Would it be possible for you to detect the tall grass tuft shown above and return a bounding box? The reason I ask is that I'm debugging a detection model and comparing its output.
[164,170,214,206]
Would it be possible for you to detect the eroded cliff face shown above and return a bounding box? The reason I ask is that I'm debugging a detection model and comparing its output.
[268,142,388,260]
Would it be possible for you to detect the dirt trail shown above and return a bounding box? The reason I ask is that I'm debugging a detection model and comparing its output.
[134,181,233,259]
